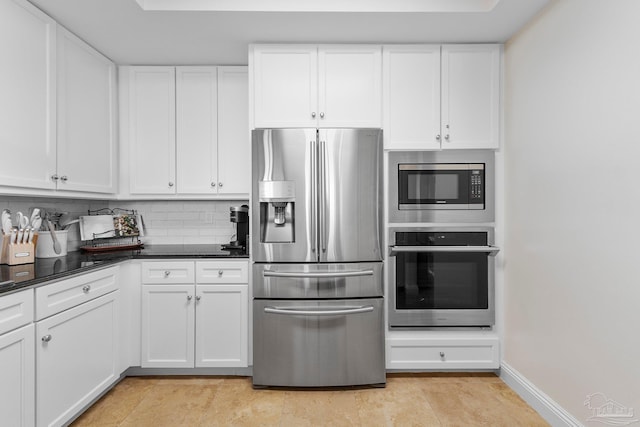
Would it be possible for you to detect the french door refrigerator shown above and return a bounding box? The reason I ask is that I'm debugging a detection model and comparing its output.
[251,128,385,388]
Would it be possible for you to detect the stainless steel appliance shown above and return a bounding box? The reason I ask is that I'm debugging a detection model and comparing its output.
[389,150,495,223]
[251,128,385,388]
[388,226,499,327]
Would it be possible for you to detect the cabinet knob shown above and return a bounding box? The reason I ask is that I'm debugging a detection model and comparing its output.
[439,351,445,359]
[168,182,174,187]
[436,134,441,141]
[218,270,223,276]
[311,112,316,118]
[196,295,201,301]
[319,112,325,119]
[187,295,193,301]
[60,175,68,182]
[82,285,91,293]
[444,134,450,141]
[211,182,216,187]
[42,335,52,343]
[51,174,59,181]
[164,271,171,277]
[218,182,223,187]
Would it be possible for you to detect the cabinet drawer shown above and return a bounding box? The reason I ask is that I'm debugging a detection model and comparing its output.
[141,261,195,284]
[386,337,499,370]
[0,289,34,335]
[196,261,248,284]
[35,267,118,320]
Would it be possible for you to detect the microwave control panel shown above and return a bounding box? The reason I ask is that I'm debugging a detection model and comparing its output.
[470,170,484,202]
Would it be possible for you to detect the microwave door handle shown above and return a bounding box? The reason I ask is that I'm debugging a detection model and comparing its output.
[263,270,374,278]
[388,246,500,256]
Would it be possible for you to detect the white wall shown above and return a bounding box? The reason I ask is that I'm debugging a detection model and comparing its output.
[504,0,640,423]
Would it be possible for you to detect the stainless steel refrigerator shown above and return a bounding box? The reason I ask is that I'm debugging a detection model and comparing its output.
[251,128,385,388]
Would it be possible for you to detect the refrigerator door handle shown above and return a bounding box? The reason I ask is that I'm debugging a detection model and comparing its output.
[319,138,327,254]
[310,139,317,253]
[263,269,374,278]
[264,305,374,316]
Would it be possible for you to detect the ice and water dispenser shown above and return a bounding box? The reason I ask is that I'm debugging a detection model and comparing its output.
[259,180,295,243]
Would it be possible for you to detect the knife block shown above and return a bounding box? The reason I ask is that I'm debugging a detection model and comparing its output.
[1,233,37,265]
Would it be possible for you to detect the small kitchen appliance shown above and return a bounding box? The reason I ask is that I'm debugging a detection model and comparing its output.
[223,205,249,250]
[389,150,495,223]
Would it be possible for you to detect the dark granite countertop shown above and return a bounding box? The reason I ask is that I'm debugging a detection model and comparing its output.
[0,244,248,296]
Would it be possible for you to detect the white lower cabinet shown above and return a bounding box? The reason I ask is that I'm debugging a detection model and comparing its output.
[35,267,120,427]
[141,260,249,369]
[0,324,35,427]
[386,336,500,370]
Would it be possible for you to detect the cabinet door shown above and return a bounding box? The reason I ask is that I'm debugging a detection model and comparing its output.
[36,291,119,427]
[441,45,500,149]
[217,66,250,195]
[318,45,382,128]
[128,67,176,194]
[252,45,317,128]
[0,0,56,190]
[195,284,248,367]
[0,324,35,427]
[56,26,116,194]
[141,285,194,368]
[176,66,218,194]
[383,45,441,149]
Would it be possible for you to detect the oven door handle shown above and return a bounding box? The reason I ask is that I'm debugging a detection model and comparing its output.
[388,246,500,256]
[263,269,374,278]
[264,306,374,316]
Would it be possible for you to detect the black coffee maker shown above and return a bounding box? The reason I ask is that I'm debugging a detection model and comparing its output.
[223,205,249,250]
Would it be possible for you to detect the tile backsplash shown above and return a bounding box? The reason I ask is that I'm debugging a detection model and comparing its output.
[0,196,248,251]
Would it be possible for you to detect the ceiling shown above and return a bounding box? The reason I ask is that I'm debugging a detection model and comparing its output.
[28,0,550,65]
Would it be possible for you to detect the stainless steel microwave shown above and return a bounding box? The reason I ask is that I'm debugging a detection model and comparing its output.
[389,150,495,223]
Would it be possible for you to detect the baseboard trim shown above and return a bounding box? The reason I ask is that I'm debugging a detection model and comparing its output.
[500,362,583,427]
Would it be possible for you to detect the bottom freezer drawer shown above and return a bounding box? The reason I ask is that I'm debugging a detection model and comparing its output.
[253,298,385,387]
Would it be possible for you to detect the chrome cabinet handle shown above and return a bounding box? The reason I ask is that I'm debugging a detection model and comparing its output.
[196,295,201,301]
[444,134,450,141]
[164,270,171,277]
[389,246,500,256]
[319,112,325,119]
[42,335,52,343]
[218,182,223,187]
[436,134,441,141]
[168,182,174,187]
[440,352,445,359]
[218,270,223,276]
[263,269,374,278]
[60,175,68,182]
[211,182,216,187]
[51,174,59,181]
[264,306,374,316]
[311,112,316,118]
[187,295,193,301]
[82,285,91,293]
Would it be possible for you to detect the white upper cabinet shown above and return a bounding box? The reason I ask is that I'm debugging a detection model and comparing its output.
[0,0,57,190]
[217,67,250,195]
[441,44,500,149]
[383,44,500,150]
[251,44,382,128]
[383,45,441,150]
[125,65,249,197]
[176,67,218,194]
[128,66,177,195]
[56,26,117,193]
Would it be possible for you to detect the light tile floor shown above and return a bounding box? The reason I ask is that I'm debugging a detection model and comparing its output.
[71,373,550,426]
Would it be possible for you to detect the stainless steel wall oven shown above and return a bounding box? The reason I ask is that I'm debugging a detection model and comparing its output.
[388,227,499,327]
[389,150,495,223]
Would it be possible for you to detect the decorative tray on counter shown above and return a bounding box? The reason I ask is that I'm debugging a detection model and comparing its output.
[80,208,144,253]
